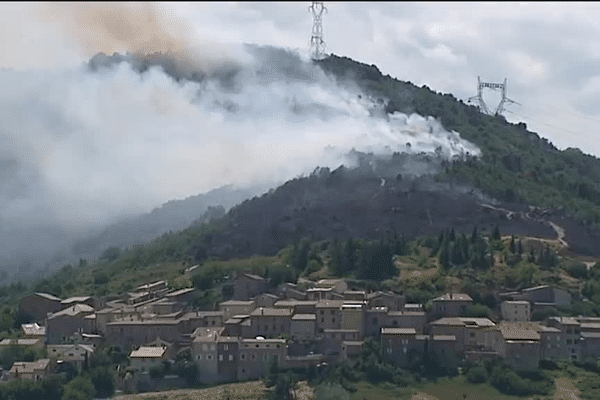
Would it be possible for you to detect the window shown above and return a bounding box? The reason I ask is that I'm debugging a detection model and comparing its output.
[273,324,276,331]
[202,344,208,351]
[251,354,256,360]
[211,344,216,351]
[240,353,245,360]
[197,355,202,360]
[321,318,324,323]
[403,347,407,354]
[207,355,213,360]
[332,318,335,324]
[320,310,324,315]
[224,344,228,351]
[242,369,245,373]
[219,355,223,361]
[567,328,573,334]
[392,320,398,326]
[229,355,233,361]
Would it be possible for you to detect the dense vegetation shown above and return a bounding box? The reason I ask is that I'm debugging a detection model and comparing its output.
[318,55,600,226]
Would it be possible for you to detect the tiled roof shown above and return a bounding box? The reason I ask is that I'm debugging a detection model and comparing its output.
[21,323,45,336]
[48,304,94,319]
[250,307,292,317]
[292,314,316,321]
[130,346,167,358]
[433,293,473,302]
[61,296,91,304]
[34,292,62,302]
[497,322,541,340]
[381,328,417,335]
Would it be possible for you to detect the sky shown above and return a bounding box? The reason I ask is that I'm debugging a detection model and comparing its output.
[1,2,600,267]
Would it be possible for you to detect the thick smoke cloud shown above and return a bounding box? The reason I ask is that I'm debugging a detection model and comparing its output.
[0,3,481,278]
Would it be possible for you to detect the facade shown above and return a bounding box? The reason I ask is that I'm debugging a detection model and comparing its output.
[47,344,94,369]
[315,300,344,334]
[130,346,168,372]
[501,301,531,322]
[381,328,423,369]
[20,293,63,323]
[46,304,95,344]
[9,359,52,381]
[232,273,267,301]
[290,314,316,341]
[431,293,473,318]
[237,338,286,381]
[220,300,256,321]
[249,307,293,338]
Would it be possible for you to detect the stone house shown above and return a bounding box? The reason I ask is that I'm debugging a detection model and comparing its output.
[47,344,94,369]
[249,307,293,338]
[315,300,344,335]
[431,293,473,318]
[9,359,52,381]
[46,304,95,344]
[20,293,63,323]
[501,300,531,322]
[232,273,267,301]
[220,300,256,321]
[130,346,168,372]
[381,328,424,369]
[237,338,286,381]
[290,314,316,341]
[385,311,427,334]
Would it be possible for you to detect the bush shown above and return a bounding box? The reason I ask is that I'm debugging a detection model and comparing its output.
[314,382,350,400]
[465,365,488,384]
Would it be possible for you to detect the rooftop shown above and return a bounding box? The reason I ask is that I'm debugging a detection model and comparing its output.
[381,328,417,335]
[130,346,167,359]
[292,314,316,321]
[48,304,95,319]
[34,292,62,302]
[250,307,293,317]
[433,293,473,302]
[61,296,92,305]
[21,323,45,336]
[497,322,541,340]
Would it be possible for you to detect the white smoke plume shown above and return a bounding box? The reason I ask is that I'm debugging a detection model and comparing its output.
[0,3,481,276]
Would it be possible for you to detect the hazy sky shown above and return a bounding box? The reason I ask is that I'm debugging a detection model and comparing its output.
[0,1,599,219]
[2,2,598,154]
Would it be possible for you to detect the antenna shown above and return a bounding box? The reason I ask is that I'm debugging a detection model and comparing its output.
[467,76,519,116]
[309,2,327,60]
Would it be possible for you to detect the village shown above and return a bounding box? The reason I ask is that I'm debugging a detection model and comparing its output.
[5,271,600,394]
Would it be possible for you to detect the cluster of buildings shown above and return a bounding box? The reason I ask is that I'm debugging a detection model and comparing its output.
[5,274,600,390]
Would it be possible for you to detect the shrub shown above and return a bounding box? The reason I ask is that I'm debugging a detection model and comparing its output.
[465,365,488,384]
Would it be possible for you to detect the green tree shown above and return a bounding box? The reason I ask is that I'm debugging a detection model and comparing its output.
[90,366,115,398]
[62,376,95,400]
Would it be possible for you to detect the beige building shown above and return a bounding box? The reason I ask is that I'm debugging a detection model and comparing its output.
[381,328,424,369]
[130,346,168,372]
[501,300,531,322]
[9,359,52,381]
[191,328,223,384]
[341,303,365,339]
[47,344,94,369]
[0,339,43,350]
[21,323,46,339]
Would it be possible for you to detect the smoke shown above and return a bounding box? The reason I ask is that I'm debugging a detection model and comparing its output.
[0,3,481,276]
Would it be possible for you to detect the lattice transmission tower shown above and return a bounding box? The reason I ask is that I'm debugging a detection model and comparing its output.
[309,2,327,60]
[467,76,519,116]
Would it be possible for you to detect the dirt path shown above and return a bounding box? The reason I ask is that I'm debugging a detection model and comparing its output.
[554,377,581,400]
